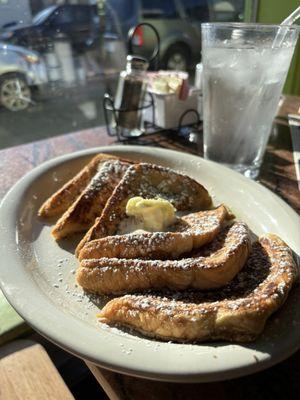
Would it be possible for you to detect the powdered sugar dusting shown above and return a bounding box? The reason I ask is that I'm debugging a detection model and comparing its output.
[106,235,297,324]
[79,222,251,295]
[115,163,210,211]
[85,206,228,261]
[86,160,129,199]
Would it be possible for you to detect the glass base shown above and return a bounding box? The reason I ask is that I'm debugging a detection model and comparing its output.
[223,163,260,180]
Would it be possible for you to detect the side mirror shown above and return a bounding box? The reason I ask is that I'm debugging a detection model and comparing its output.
[2,21,18,29]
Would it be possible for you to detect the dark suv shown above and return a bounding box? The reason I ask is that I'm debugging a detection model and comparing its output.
[0,4,108,53]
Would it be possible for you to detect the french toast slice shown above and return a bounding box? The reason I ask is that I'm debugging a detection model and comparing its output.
[76,163,212,256]
[51,160,131,240]
[76,222,251,294]
[78,205,229,261]
[97,234,298,342]
[38,153,121,218]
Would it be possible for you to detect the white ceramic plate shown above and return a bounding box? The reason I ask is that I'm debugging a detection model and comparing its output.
[0,146,300,383]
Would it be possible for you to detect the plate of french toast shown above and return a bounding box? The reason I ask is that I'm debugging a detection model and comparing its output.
[0,145,299,382]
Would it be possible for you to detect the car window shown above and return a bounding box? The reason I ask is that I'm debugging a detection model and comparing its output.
[183,0,210,22]
[107,0,136,22]
[106,0,138,37]
[210,0,244,22]
[33,6,56,25]
[51,7,73,25]
[104,5,120,35]
[141,0,179,19]
[74,7,91,25]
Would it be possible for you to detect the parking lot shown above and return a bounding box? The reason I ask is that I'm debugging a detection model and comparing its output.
[0,75,118,150]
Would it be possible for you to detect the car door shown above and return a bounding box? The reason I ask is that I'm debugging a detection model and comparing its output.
[179,0,210,58]
[209,0,243,22]
[138,0,184,62]
[72,6,94,48]
[47,6,73,39]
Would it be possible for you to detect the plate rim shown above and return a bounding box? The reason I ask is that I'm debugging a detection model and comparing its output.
[0,145,300,383]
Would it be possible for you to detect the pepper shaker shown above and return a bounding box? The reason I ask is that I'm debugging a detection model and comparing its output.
[114,55,149,132]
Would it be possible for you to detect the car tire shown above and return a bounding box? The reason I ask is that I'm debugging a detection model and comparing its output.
[161,44,191,71]
[0,73,32,112]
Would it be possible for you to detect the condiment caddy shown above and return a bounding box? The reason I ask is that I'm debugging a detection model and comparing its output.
[103,23,202,142]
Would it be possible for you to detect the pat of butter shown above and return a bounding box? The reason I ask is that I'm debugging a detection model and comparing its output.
[126,196,176,232]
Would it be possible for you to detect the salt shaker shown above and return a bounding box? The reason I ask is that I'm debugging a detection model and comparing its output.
[114,55,149,132]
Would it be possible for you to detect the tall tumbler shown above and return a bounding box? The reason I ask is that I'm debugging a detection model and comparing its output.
[201,23,299,179]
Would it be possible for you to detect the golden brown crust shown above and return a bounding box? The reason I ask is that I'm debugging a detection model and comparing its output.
[97,234,298,342]
[76,222,251,294]
[38,153,120,218]
[51,160,131,240]
[78,205,229,261]
[76,163,212,256]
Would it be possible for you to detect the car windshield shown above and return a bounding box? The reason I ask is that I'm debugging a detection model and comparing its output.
[33,6,56,25]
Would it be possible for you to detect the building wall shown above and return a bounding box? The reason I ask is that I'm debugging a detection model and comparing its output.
[0,0,32,28]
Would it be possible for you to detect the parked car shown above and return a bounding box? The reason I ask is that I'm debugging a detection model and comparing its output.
[0,42,47,111]
[107,0,243,70]
[0,4,120,54]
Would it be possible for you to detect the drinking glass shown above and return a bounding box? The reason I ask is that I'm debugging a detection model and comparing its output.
[201,23,299,179]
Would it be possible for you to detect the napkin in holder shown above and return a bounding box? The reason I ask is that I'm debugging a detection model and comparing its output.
[143,71,200,130]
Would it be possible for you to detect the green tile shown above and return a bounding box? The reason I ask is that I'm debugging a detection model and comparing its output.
[0,290,30,345]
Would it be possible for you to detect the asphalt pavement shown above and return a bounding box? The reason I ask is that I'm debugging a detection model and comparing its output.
[0,76,118,150]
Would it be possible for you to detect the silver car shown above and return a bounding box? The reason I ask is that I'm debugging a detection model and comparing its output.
[108,0,243,71]
[0,42,47,111]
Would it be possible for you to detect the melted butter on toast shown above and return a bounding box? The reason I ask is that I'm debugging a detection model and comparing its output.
[125,196,176,232]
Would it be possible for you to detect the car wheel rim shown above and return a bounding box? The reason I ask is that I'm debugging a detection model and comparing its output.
[167,52,187,71]
[1,78,31,111]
